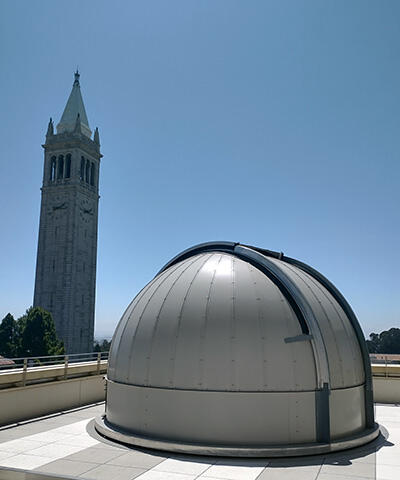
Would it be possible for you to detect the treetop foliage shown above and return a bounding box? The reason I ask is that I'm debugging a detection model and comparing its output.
[366,328,400,354]
[93,338,111,352]
[0,307,64,358]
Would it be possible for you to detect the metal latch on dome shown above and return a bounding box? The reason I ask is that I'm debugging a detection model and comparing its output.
[284,334,314,343]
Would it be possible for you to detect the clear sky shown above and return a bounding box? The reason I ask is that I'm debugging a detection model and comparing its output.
[0,1,399,339]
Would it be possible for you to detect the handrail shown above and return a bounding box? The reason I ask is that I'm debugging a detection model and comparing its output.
[0,351,109,373]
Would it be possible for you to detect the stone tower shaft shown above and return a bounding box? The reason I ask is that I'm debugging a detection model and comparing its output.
[33,73,102,354]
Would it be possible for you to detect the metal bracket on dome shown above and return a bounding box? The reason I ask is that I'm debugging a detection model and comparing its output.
[284,334,314,343]
[282,255,375,429]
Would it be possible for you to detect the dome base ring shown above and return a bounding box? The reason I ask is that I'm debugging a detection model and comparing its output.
[94,415,380,458]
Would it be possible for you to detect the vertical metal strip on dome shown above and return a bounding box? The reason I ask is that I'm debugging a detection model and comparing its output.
[282,256,375,429]
[315,382,331,443]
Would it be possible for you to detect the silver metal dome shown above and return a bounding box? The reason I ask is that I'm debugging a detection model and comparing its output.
[96,242,379,456]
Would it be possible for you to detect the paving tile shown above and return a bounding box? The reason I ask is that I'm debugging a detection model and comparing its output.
[0,430,27,442]
[55,435,99,448]
[153,457,211,475]
[79,463,146,479]
[324,452,377,465]
[200,460,267,480]
[134,471,197,480]
[90,441,128,451]
[29,442,86,459]
[65,410,98,419]
[65,445,125,464]
[0,423,51,439]
[0,451,16,461]
[215,458,269,467]
[38,415,85,427]
[257,464,321,479]
[320,461,376,478]
[0,439,47,454]
[318,474,370,480]
[376,463,400,480]
[0,453,54,469]
[51,420,92,436]
[36,458,96,476]
[267,456,323,467]
[27,431,76,443]
[376,448,400,465]
[107,450,165,469]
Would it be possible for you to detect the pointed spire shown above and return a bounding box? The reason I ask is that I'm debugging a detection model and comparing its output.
[74,69,80,86]
[94,127,100,146]
[57,71,92,138]
[46,117,54,138]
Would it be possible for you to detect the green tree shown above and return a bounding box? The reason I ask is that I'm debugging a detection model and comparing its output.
[93,339,111,352]
[0,313,19,358]
[18,307,64,357]
[366,328,400,354]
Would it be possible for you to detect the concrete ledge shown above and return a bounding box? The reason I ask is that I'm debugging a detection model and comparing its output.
[373,377,400,404]
[371,364,400,378]
[0,375,106,426]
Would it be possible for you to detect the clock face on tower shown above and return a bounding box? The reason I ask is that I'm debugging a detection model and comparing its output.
[48,196,68,220]
[79,198,94,224]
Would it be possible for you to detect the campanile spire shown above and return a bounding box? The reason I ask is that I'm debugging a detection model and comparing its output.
[57,71,91,138]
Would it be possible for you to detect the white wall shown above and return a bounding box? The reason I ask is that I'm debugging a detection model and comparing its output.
[0,375,105,426]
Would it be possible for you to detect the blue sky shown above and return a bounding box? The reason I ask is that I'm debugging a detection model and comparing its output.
[0,1,399,338]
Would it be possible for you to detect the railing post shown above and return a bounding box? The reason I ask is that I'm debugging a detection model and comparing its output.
[97,352,101,374]
[22,358,28,387]
[64,355,69,380]
[385,355,388,378]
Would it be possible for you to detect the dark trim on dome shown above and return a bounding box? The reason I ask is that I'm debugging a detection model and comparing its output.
[157,241,239,275]
[233,246,310,336]
[157,242,310,336]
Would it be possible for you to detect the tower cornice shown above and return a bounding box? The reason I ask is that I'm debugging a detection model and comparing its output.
[42,131,102,159]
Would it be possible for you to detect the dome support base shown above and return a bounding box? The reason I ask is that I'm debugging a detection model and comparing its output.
[94,415,380,458]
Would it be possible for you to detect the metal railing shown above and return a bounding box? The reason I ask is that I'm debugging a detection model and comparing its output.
[0,351,109,387]
[369,353,400,365]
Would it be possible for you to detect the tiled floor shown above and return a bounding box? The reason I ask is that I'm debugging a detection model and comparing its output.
[0,403,398,479]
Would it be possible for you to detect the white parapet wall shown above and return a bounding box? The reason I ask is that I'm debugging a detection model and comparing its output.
[373,377,400,404]
[0,359,107,426]
[0,374,106,426]
[372,364,400,404]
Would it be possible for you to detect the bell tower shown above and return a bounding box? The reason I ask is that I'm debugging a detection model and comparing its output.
[33,71,102,354]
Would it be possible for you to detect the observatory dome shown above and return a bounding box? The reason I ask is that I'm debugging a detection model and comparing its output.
[96,242,379,456]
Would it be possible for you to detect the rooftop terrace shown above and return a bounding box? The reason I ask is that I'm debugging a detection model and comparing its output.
[0,402,398,480]
[0,353,398,479]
